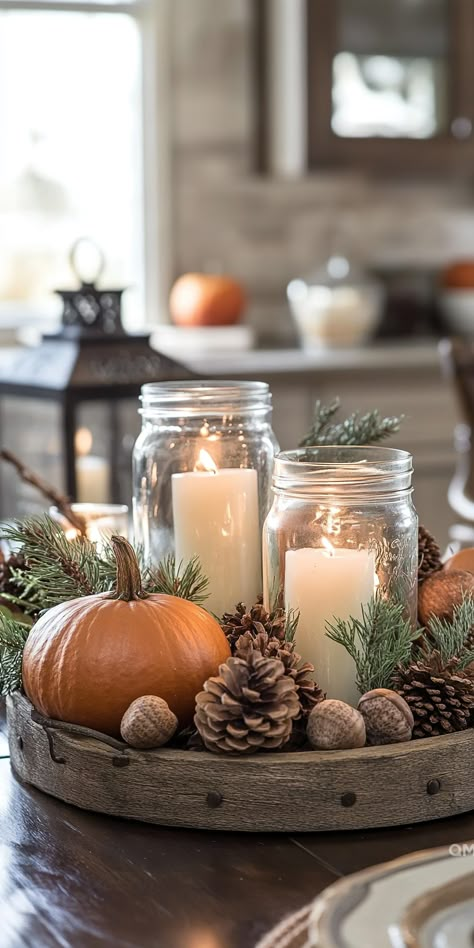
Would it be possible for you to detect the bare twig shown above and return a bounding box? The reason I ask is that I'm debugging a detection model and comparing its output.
[0,448,87,536]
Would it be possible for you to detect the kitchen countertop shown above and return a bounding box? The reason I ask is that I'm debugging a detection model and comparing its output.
[150,339,443,377]
[0,339,444,382]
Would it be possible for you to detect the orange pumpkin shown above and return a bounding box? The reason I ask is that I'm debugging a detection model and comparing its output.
[22,538,230,737]
[442,261,474,289]
[169,273,246,327]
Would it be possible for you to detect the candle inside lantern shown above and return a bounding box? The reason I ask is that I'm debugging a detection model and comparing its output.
[285,540,376,706]
[50,503,129,548]
[171,449,260,617]
[75,428,110,504]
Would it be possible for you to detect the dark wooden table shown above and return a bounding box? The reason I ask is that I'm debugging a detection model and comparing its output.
[1,702,474,948]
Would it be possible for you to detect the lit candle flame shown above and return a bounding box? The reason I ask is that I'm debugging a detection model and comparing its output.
[75,427,93,457]
[194,449,218,474]
[321,536,335,556]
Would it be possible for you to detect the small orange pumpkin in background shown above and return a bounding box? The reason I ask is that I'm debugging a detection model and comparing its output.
[441,260,474,289]
[22,537,230,737]
[169,272,246,327]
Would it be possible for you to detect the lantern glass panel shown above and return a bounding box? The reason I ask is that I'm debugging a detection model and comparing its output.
[0,396,64,517]
[75,399,140,506]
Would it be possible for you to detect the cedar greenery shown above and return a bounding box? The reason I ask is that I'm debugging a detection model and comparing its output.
[325,596,417,695]
[0,613,30,695]
[299,398,403,448]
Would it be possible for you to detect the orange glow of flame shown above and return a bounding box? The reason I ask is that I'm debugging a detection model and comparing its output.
[75,427,93,457]
[321,536,335,556]
[194,449,218,474]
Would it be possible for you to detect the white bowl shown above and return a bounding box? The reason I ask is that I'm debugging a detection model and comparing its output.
[439,289,474,335]
[287,282,383,349]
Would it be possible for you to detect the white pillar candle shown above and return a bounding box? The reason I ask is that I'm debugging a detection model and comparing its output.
[172,460,260,617]
[76,456,110,504]
[285,546,375,706]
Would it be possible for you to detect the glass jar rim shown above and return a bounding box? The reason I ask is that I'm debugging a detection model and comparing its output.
[140,380,271,415]
[273,446,413,496]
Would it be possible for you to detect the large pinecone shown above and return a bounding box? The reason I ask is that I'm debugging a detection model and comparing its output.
[418,525,442,584]
[234,630,325,717]
[393,651,474,738]
[221,598,286,652]
[194,651,300,753]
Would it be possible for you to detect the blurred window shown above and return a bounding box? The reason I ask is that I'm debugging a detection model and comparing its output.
[0,2,144,327]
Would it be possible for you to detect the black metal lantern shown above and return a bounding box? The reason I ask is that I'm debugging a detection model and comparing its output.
[0,241,192,518]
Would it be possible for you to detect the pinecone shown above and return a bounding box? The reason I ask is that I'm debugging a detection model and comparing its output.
[220,597,286,652]
[418,525,442,584]
[194,651,300,753]
[0,551,27,598]
[393,651,474,738]
[234,630,325,717]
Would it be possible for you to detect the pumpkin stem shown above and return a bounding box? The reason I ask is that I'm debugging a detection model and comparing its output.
[109,536,148,601]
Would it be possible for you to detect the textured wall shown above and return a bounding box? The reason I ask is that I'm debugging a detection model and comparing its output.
[170,1,474,339]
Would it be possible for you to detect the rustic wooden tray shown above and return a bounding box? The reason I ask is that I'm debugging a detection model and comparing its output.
[7,691,474,833]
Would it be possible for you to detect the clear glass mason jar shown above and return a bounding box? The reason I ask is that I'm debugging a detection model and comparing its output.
[263,446,418,706]
[133,380,279,616]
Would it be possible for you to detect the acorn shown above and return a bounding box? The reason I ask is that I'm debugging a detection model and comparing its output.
[358,688,413,745]
[120,695,178,749]
[418,569,474,627]
[307,699,366,751]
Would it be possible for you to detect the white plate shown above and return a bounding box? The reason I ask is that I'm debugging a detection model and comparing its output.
[309,844,474,948]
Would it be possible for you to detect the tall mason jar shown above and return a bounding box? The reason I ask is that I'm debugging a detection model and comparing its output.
[133,380,279,616]
[263,446,418,706]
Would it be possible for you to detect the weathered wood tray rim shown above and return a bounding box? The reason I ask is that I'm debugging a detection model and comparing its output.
[7,692,474,833]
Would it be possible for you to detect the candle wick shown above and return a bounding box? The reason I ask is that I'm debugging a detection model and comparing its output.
[194,462,217,474]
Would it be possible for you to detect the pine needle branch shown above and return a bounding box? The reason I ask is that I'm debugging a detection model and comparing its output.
[1,516,210,611]
[284,607,300,644]
[147,554,209,605]
[0,516,115,610]
[0,613,30,695]
[421,596,474,669]
[325,597,417,695]
[300,400,403,448]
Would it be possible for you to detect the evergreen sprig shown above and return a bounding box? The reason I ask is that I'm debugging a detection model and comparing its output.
[1,516,115,611]
[300,398,403,448]
[0,516,210,610]
[325,596,417,695]
[284,607,299,643]
[147,554,209,605]
[420,596,474,670]
[0,613,30,695]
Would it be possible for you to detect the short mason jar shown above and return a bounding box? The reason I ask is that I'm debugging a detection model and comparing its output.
[263,446,418,705]
[133,380,279,616]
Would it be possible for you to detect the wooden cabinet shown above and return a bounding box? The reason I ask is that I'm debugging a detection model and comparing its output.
[307,0,474,172]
